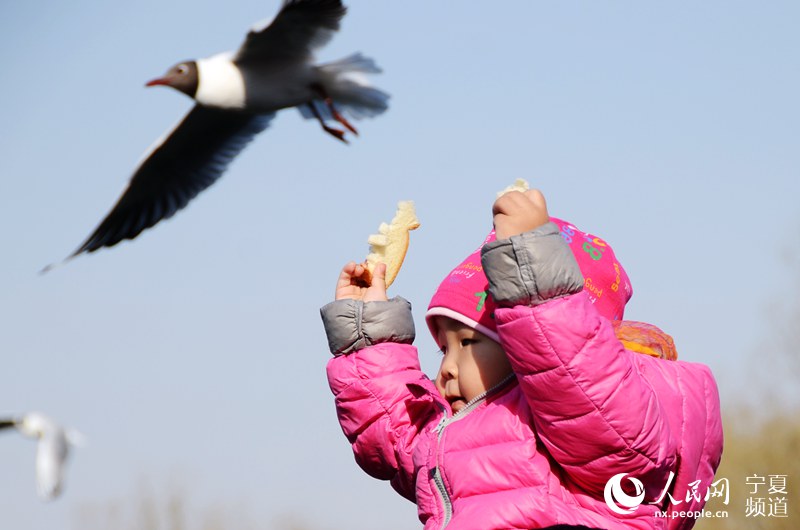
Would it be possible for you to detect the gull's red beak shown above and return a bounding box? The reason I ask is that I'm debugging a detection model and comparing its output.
[145,78,169,87]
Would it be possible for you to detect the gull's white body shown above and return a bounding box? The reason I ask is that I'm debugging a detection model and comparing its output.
[1,412,84,500]
[195,53,247,109]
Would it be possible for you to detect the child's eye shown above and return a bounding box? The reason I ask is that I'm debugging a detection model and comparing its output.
[460,338,477,348]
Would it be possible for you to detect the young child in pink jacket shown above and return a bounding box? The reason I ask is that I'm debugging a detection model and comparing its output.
[321,189,723,529]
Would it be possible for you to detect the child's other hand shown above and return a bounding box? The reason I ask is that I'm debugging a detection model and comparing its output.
[335,261,389,302]
[492,189,550,240]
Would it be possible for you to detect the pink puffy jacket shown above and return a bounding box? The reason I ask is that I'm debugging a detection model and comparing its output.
[322,226,723,529]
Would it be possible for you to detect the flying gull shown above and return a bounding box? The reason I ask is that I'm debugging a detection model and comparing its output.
[0,412,85,500]
[44,0,388,271]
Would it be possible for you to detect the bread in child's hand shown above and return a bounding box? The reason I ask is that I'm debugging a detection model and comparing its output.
[362,201,420,288]
[496,178,530,197]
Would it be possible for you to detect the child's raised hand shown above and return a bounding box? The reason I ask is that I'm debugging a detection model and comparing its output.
[335,261,389,302]
[492,189,550,240]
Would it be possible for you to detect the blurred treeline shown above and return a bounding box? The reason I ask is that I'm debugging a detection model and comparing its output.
[698,410,800,529]
[698,249,800,528]
[73,480,317,530]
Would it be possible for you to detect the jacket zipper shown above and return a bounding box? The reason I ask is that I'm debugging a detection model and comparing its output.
[431,374,516,529]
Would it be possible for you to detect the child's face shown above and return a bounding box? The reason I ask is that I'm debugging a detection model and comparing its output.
[433,317,513,413]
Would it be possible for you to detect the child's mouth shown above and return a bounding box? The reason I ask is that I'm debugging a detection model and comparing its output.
[449,398,466,412]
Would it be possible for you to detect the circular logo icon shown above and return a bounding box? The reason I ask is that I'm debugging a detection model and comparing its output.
[604,473,646,515]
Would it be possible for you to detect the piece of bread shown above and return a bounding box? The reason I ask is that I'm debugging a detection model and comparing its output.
[496,178,530,197]
[362,201,421,288]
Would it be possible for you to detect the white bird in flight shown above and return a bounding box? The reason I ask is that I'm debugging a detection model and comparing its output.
[0,412,85,501]
[44,0,389,271]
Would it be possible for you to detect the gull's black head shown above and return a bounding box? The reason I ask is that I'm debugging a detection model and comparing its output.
[145,60,199,98]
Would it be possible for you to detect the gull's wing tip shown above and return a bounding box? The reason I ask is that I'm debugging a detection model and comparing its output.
[38,252,80,276]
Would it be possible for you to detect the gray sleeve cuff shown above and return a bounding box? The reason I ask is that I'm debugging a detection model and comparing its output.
[320,296,416,356]
[481,221,584,307]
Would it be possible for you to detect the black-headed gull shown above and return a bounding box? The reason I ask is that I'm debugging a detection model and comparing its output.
[47,0,387,269]
[0,412,85,500]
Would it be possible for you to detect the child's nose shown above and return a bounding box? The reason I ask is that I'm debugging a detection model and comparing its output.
[438,353,458,381]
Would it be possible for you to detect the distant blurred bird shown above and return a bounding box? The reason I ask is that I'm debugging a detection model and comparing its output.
[44,0,388,270]
[0,412,85,501]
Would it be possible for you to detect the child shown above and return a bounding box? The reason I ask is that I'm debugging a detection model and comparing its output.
[321,189,723,529]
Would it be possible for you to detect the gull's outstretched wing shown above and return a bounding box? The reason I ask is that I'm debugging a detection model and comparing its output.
[236,0,346,65]
[70,106,275,257]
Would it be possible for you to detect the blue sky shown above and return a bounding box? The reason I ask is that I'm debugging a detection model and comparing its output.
[1,1,798,528]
